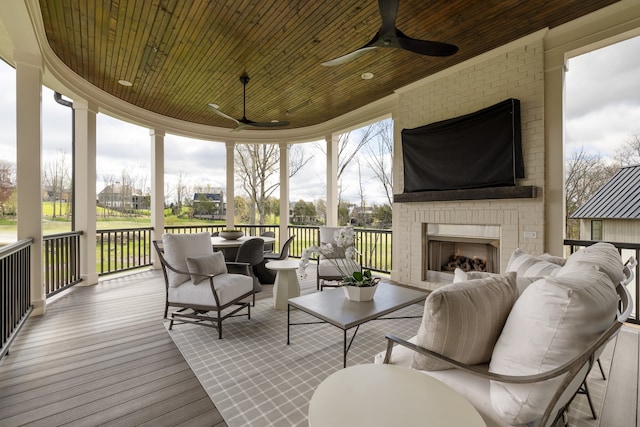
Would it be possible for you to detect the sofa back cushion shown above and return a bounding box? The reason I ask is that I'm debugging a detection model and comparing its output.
[506,248,562,277]
[559,242,625,286]
[162,232,213,287]
[489,268,617,425]
[412,272,517,371]
[454,268,540,296]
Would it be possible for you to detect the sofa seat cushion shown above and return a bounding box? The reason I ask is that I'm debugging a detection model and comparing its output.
[423,368,521,427]
[412,272,517,371]
[186,252,228,284]
[506,248,562,277]
[168,273,253,307]
[489,268,618,425]
[317,258,361,278]
[162,232,213,287]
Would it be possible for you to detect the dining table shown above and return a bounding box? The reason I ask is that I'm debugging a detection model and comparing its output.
[211,235,276,260]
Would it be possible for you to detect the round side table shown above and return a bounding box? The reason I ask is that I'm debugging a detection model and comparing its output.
[266,259,301,310]
[308,364,486,427]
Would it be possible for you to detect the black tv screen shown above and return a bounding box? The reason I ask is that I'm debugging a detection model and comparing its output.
[401,98,523,192]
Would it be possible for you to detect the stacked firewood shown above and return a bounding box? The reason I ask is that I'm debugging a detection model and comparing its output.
[443,255,487,272]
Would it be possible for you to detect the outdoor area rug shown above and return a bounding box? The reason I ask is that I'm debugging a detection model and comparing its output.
[166,281,613,427]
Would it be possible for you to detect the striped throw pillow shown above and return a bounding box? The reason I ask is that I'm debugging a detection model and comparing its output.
[506,249,561,277]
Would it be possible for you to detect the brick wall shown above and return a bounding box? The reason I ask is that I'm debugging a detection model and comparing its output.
[393,35,546,290]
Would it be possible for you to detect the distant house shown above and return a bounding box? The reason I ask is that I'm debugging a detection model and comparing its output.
[571,165,640,242]
[193,192,225,219]
[98,182,149,210]
[349,205,374,226]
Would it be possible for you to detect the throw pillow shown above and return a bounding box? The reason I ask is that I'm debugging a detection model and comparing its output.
[488,268,617,425]
[186,251,228,284]
[412,272,517,371]
[506,248,562,277]
[161,232,213,287]
[538,253,567,266]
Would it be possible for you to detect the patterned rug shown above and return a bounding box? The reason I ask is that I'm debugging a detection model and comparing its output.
[166,280,612,427]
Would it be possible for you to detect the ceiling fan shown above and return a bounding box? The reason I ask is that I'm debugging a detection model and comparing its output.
[321,0,458,66]
[208,73,289,130]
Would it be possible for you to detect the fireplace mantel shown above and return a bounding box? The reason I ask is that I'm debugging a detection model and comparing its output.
[394,185,537,203]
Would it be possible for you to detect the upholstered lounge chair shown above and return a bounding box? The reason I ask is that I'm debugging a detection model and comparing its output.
[316,226,360,290]
[153,232,254,339]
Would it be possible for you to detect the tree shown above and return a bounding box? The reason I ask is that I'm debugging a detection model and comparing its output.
[614,130,640,166]
[372,204,392,228]
[173,171,189,216]
[0,160,15,217]
[235,144,310,225]
[565,147,617,238]
[43,150,71,218]
[292,199,316,224]
[365,119,394,207]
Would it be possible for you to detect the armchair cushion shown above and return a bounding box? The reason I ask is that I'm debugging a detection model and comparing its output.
[186,251,228,284]
[506,248,562,277]
[489,268,618,425]
[317,258,361,278]
[412,272,517,371]
[162,232,213,287]
[168,272,253,306]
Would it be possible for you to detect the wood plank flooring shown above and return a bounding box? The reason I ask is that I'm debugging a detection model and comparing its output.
[1,268,638,426]
[0,269,228,427]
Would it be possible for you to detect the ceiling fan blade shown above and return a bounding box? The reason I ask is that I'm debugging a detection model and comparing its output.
[396,31,459,57]
[208,104,240,125]
[239,118,290,128]
[378,0,399,33]
[321,46,378,66]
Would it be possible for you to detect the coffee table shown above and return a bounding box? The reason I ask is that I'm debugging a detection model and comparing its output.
[308,364,486,427]
[287,282,428,367]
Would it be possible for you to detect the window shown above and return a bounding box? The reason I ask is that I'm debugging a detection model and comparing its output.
[591,220,603,241]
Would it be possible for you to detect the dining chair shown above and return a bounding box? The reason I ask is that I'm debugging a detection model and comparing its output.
[261,231,275,253]
[231,238,265,306]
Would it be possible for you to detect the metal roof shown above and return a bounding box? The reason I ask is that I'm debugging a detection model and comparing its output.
[571,165,640,219]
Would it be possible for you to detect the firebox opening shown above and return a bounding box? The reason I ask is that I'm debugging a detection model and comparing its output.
[428,238,499,274]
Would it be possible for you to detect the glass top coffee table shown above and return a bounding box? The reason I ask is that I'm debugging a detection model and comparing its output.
[287,282,428,367]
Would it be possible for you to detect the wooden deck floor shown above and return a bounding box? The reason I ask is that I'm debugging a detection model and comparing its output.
[0,269,638,426]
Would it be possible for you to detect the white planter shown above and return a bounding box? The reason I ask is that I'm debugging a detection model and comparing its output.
[342,283,378,301]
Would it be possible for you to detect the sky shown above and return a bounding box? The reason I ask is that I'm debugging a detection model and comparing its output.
[1,34,639,205]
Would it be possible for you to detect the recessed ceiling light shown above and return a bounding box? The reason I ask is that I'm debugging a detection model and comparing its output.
[361,72,374,80]
[118,79,133,86]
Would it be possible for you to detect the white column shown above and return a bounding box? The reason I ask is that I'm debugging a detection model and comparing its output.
[150,129,165,268]
[279,143,290,242]
[15,51,45,315]
[390,112,402,282]
[74,99,99,286]
[544,58,566,256]
[225,141,235,228]
[325,133,338,226]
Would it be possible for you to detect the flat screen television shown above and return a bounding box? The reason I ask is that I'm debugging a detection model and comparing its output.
[401,98,524,193]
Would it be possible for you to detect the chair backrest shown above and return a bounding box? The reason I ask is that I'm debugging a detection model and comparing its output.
[261,231,275,252]
[235,238,265,266]
[276,234,296,260]
[319,226,340,245]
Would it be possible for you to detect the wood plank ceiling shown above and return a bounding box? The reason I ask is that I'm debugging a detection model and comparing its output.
[38,0,620,130]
